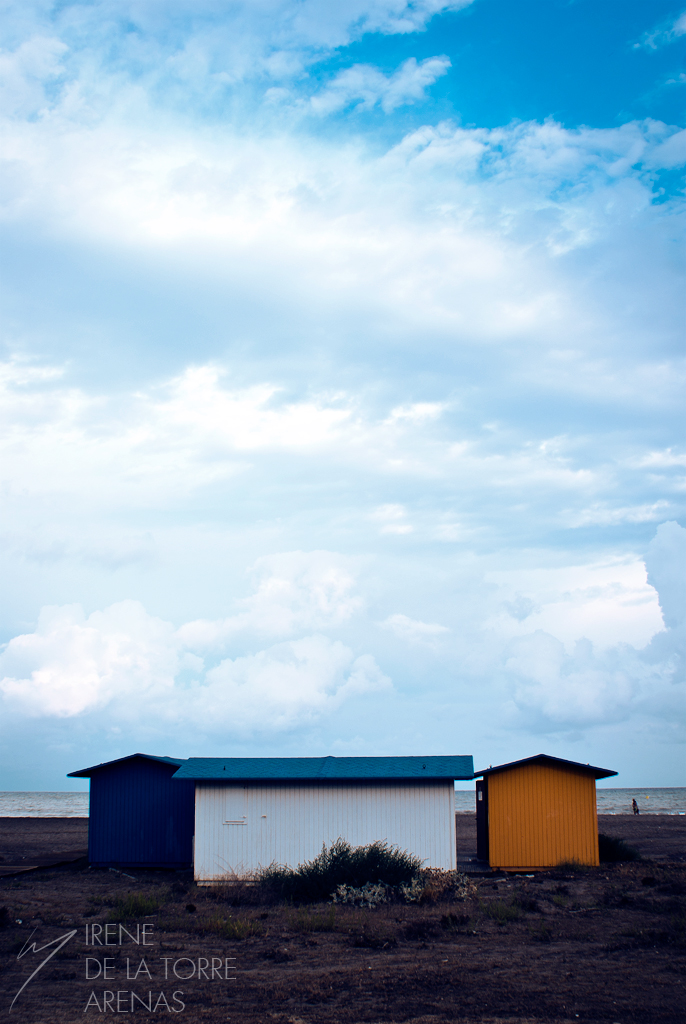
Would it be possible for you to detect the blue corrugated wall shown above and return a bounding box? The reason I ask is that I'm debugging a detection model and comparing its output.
[88,758,194,867]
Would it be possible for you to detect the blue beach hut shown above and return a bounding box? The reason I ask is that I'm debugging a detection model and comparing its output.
[68,753,194,868]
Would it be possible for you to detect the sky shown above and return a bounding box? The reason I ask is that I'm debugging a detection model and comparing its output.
[0,0,684,790]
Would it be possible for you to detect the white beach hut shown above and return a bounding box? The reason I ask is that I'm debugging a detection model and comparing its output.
[172,755,474,882]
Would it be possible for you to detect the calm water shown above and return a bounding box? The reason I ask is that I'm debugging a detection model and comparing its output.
[0,792,89,817]
[455,787,686,815]
[0,789,683,817]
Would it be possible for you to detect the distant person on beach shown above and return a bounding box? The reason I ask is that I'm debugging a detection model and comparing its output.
[632,799,639,815]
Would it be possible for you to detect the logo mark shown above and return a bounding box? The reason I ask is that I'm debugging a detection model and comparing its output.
[11,928,77,1011]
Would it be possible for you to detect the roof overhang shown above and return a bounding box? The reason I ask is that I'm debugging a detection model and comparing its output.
[68,753,185,778]
[473,753,617,781]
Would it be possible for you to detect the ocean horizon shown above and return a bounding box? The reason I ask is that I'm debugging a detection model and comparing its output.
[0,788,684,817]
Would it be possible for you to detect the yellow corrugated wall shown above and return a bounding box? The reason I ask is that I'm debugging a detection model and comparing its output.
[488,763,599,869]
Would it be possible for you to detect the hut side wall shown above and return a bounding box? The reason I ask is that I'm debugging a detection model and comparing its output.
[487,763,599,869]
[193,780,456,881]
[88,759,195,867]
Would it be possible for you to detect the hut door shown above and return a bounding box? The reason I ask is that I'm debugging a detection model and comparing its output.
[476,778,489,862]
[222,787,247,825]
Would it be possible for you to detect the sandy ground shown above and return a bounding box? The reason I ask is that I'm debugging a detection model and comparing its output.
[0,816,683,1024]
[0,818,88,872]
[2,814,682,871]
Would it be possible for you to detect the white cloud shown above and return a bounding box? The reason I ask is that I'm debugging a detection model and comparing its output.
[645,520,686,629]
[500,522,686,734]
[567,501,673,527]
[0,557,389,734]
[191,636,390,732]
[370,504,414,534]
[0,36,67,117]
[487,558,663,650]
[382,613,450,643]
[310,55,450,115]
[0,601,178,717]
[178,551,364,649]
[635,10,686,50]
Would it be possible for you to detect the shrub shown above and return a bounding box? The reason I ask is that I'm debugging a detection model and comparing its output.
[598,833,641,863]
[258,839,422,904]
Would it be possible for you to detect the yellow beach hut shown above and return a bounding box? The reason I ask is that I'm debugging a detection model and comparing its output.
[474,754,617,871]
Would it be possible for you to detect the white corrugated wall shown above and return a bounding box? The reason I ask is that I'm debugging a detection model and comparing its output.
[193,781,455,881]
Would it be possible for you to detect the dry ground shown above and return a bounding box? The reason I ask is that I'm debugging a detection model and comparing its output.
[0,816,683,1024]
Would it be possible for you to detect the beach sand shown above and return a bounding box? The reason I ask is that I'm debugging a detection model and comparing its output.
[0,815,684,1023]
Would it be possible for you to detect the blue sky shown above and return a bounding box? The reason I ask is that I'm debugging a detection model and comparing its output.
[0,0,684,789]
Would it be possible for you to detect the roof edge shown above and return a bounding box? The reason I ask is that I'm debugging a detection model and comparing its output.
[474,753,617,781]
[172,755,474,781]
[68,753,185,778]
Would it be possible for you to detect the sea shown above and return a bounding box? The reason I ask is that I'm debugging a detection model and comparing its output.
[0,789,684,817]
[454,788,686,815]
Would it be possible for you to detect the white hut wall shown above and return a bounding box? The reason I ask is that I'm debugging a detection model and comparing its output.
[193,780,456,881]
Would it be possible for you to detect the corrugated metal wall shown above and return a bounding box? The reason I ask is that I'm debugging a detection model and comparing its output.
[487,763,599,869]
[89,759,195,867]
[194,780,455,880]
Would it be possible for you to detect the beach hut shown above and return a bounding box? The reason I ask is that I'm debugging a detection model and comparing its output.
[172,755,474,882]
[68,753,195,868]
[474,754,617,871]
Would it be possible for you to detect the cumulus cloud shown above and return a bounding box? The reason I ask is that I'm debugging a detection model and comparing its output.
[0,601,179,717]
[178,551,364,649]
[501,522,686,735]
[0,555,389,735]
[0,1,684,782]
[310,55,450,114]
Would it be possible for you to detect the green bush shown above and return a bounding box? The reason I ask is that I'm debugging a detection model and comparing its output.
[598,833,641,863]
[258,838,422,904]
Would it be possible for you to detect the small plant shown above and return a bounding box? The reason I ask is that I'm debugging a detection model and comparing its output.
[332,882,389,908]
[203,914,262,940]
[529,920,552,943]
[483,898,521,925]
[107,893,164,922]
[598,834,641,863]
[288,906,337,932]
[351,921,398,948]
[440,912,470,931]
[399,869,476,904]
[403,917,438,940]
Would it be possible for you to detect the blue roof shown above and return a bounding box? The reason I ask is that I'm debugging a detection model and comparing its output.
[172,755,473,781]
[68,753,186,778]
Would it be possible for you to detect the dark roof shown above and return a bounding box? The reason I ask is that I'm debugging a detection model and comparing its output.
[173,755,474,781]
[473,753,617,781]
[68,753,185,778]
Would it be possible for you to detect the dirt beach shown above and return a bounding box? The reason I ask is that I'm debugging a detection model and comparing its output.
[0,815,684,1024]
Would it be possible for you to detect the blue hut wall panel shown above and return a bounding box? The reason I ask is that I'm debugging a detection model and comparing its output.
[69,755,195,868]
